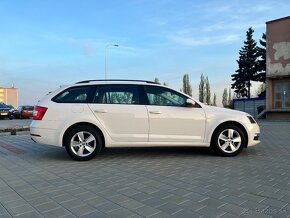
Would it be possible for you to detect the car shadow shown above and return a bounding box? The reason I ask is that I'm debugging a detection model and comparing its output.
[29,146,215,162]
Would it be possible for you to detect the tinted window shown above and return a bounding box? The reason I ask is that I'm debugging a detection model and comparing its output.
[144,86,187,107]
[0,104,9,109]
[53,86,93,103]
[23,106,34,110]
[94,85,139,105]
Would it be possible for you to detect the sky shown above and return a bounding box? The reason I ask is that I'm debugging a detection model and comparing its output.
[0,0,290,106]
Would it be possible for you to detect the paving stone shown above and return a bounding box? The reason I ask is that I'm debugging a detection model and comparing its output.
[60,198,85,209]
[220,195,248,206]
[196,205,226,218]
[119,199,144,210]
[7,204,35,216]
[179,200,206,211]
[239,193,266,203]
[200,197,226,208]
[171,209,203,218]
[106,207,136,218]
[2,199,28,209]
[131,192,152,202]
[0,204,9,215]
[260,198,288,209]
[134,205,161,217]
[69,204,97,217]
[219,203,248,216]
[14,210,43,218]
[41,207,72,218]
[142,197,167,208]
[79,209,109,218]
[156,202,183,215]
[96,202,121,213]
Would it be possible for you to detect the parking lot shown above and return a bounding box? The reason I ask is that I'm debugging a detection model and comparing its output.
[0,122,289,218]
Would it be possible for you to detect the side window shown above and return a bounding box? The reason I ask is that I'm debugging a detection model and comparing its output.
[94,85,139,105]
[144,86,187,107]
[52,86,93,103]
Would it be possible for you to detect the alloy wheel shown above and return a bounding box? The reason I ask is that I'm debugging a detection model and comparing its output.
[70,131,97,157]
[218,128,242,154]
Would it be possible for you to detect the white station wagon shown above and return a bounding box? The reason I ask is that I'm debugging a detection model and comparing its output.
[30,80,260,161]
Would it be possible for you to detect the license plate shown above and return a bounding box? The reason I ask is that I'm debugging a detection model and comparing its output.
[1,113,8,115]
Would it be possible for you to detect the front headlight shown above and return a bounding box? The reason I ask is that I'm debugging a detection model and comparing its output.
[247,116,256,124]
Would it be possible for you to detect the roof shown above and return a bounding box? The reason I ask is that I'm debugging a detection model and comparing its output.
[75,79,159,85]
[266,16,290,24]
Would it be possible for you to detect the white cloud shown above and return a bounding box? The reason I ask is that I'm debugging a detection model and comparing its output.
[169,33,241,46]
[66,38,94,57]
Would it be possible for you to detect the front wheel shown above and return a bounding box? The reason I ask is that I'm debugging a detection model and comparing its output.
[211,124,246,157]
[64,125,103,161]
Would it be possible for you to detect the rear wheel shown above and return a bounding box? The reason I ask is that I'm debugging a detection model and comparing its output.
[65,125,103,161]
[211,124,246,157]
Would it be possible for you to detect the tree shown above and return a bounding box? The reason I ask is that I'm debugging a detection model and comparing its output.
[199,74,205,102]
[222,88,228,107]
[213,93,217,106]
[228,88,232,106]
[231,27,260,98]
[205,76,211,105]
[154,77,160,83]
[182,74,192,96]
[256,83,266,97]
[255,33,266,83]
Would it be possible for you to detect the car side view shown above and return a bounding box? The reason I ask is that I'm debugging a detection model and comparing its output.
[30,80,260,161]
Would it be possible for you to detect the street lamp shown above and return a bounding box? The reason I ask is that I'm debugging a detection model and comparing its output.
[105,44,119,79]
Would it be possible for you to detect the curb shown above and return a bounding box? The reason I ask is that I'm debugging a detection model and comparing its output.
[0,128,30,136]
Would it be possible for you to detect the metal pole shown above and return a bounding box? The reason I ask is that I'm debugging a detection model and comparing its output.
[104,44,118,80]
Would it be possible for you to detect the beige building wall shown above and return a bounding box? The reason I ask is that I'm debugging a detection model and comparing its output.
[266,16,290,120]
[0,88,18,108]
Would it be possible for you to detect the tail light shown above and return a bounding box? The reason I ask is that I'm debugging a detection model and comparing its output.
[33,106,48,120]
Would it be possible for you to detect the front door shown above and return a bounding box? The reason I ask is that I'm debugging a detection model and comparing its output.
[143,85,206,143]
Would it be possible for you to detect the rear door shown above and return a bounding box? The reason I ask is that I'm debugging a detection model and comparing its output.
[88,84,149,142]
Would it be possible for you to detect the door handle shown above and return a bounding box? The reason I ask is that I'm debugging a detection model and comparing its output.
[94,109,108,113]
[149,111,162,114]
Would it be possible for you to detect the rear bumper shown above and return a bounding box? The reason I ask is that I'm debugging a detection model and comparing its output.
[30,120,62,147]
[30,127,61,147]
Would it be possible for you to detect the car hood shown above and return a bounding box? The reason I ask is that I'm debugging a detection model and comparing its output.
[202,104,249,117]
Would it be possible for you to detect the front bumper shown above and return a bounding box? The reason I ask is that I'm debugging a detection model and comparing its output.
[246,122,260,147]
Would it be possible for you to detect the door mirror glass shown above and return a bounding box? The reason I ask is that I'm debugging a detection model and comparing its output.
[186,99,195,107]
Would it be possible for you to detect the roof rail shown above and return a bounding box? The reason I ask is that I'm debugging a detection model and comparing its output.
[76,79,159,84]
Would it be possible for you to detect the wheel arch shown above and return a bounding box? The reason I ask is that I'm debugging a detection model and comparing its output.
[210,121,249,148]
[62,122,105,148]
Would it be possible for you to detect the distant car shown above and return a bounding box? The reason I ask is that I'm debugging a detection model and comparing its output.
[10,106,34,119]
[0,104,11,119]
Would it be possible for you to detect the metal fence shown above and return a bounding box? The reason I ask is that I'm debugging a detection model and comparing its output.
[233,97,266,119]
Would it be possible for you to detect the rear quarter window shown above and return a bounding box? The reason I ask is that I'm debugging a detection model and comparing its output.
[52,86,94,103]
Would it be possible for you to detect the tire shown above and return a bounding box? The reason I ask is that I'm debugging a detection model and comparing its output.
[211,124,246,157]
[64,125,103,161]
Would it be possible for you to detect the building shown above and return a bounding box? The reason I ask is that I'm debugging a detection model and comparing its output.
[266,16,290,120]
[0,87,19,108]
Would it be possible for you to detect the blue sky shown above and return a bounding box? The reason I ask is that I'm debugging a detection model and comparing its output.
[0,0,289,105]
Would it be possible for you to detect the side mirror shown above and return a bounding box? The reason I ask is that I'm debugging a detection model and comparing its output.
[186,99,195,107]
